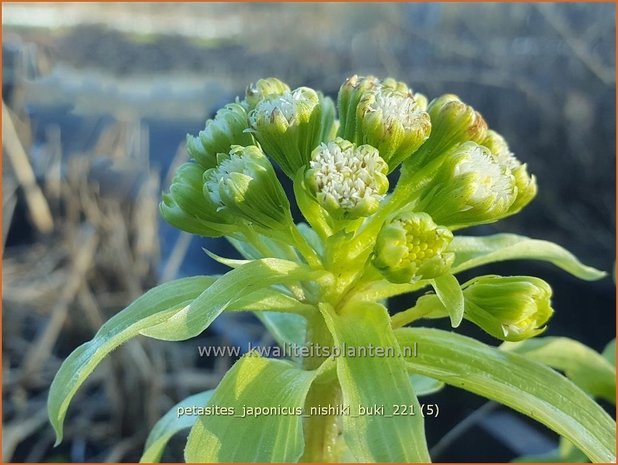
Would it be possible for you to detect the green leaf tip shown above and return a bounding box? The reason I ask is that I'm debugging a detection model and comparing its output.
[47,276,217,446]
[450,233,607,281]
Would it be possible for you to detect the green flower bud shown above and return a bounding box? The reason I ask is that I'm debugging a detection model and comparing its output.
[373,212,454,283]
[203,145,292,231]
[410,94,487,168]
[169,163,220,223]
[462,275,554,341]
[356,87,431,172]
[249,87,322,178]
[244,77,291,110]
[337,75,381,141]
[187,103,254,170]
[160,193,222,238]
[418,141,517,229]
[161,162,236,237]
[482,130,537,215]
[305,138,388,221]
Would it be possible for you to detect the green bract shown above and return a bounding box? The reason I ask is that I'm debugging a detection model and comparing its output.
[162,162,236,237]
[48,75,614,464]
[417,93,488,162]
[186,102,254,170]
[337,74,381,140]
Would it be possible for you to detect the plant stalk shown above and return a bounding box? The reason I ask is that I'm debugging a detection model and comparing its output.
[300,312,341,462]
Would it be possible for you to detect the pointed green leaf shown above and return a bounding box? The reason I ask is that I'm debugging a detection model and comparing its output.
[501,337,616,404]
[202,248,250,268]
[48,276,217,444]
[396,327,616,463]
[449,234,606,280]
[140,258,327,341]
[320,302,430,462]
[432,273,464,327]
[140,390,214,463]
[184,354,317,462]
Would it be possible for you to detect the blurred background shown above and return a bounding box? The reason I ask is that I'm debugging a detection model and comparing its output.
[2,2,615,462]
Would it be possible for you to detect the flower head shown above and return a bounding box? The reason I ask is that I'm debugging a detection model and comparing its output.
[186,103,254,170]
[356,87,431,172]
[418,142,517,229]
[462,275,554,341]
[336,75,430,171]
[305,138,388,220]
[250,87,323,178]
[244,77,291,110]
[407,94,487,170]
[373,212,454,283]
[161,162,236,237]
[203,145,292,232]
[482,130,537,215]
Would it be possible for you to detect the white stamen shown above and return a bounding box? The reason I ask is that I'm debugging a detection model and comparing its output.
[310,141,386,210]
[367,90,425,131]
[454,145,514,205]
[251,88,316,125]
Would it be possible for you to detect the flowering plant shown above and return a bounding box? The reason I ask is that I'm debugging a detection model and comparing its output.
[48,76,615,463]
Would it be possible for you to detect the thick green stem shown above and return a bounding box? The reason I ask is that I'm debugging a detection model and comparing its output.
[300,380,341,462]
[301,312,341,462]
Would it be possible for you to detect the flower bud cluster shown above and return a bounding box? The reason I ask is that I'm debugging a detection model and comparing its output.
[161,144,292,237]
[203,145,292,232]
[337,75,431,172]
[373,212,454,283]
[162,75,548,335]
[305,138,388,220]
[396,94,536,227]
